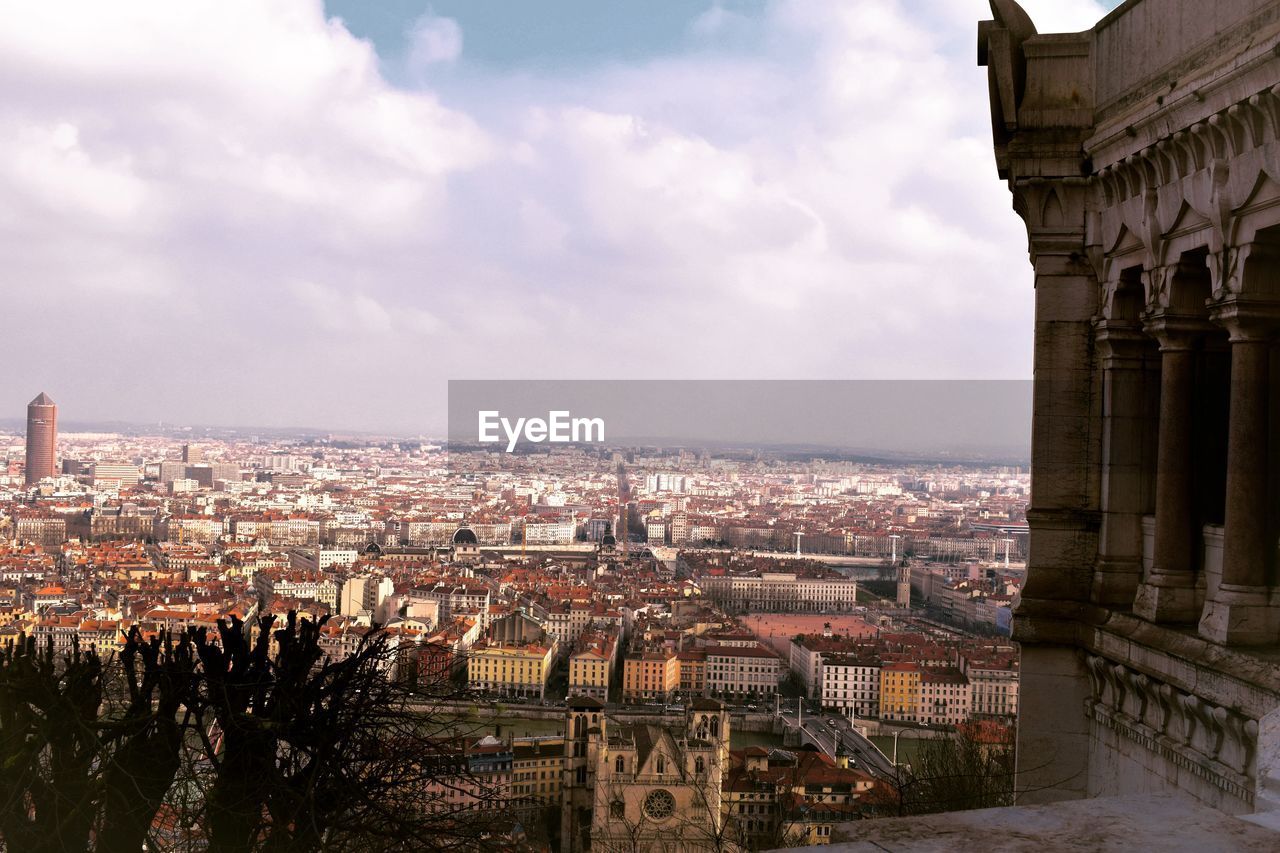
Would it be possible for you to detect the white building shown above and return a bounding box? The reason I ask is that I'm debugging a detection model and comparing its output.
[705,644,784,700]
[820,653,882,719]
[523,520,577,545]
[700,571,859,613]
[340,575,395,621]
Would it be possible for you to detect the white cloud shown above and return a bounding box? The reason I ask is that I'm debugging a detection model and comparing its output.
[407,12,462,68]
[0,0,1110,431]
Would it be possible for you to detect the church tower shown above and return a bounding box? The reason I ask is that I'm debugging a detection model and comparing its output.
[562,696,605,853]
[687,697,729,767]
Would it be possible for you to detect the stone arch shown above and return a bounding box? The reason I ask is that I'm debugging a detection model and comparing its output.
[1103,265,1145,322]
[1166,247,1213,313]
[1236,225,1280,299]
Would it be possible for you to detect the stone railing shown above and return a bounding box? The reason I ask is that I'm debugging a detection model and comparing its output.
[1085,653,1257,809]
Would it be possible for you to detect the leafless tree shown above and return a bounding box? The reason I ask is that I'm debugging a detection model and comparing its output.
[0,613,518,853]
[0,635,104,853]
[865,726,1015,817]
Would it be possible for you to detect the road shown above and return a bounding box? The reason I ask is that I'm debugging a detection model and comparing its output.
[777,706,898,779]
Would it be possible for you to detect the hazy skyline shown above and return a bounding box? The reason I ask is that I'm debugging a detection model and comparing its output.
[3,0,1113,433]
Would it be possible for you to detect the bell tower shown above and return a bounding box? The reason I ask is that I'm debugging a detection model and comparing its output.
[687,697,729,766]
[896,563,911,608]
[562,696,604,853]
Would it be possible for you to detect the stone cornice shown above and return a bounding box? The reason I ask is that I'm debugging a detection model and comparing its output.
[1090,16,1280,164]
[1093,85,1280,212]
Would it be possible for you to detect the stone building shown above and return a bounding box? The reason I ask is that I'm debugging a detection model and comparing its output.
[561,697,730,853]
[698,571,860,613]
[980,0,1280,821]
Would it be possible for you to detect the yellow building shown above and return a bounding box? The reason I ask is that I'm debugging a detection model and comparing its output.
[513,737,565,810]
[569,631,616,701]
[468,640,558,699]
[879,662,922,722]
[622,648,680,702]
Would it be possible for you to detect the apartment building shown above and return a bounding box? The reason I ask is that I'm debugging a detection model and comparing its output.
[14,513,68,548]
[622,647,680,702]
[339,575,395,620]
[288,547,358,572]
[678,649,707,697]
[820,652,882,719]
[89,462,141,488]
[468,640,558,699]
[413,580,491,622]
[545,601,623,644]
[705,644,783,700]
[918,668,971,727]
[522,520,576,545]
[568,629,617,701]
[960,652,1019,720]
[788,632,869,699]
[159,515,223,544]
[879,662,921,722]
[724,748,878,849]
[512,737,565,808]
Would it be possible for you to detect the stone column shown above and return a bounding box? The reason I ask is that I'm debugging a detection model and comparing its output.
[1092,320,1151,607]
[1133,316,1209,623]
[1012,247,1099,806]
[1199,301,1279,645]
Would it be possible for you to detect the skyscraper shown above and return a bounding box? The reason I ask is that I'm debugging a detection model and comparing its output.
[24,392,57,485]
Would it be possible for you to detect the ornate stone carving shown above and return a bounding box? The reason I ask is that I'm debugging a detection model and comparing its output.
[1208,244,1252,302]
[1140,264,1172,309]
[1084,653,1257,808]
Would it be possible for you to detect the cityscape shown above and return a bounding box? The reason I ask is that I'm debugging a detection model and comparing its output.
[7,0,1280,851]
[2,391,1025,850]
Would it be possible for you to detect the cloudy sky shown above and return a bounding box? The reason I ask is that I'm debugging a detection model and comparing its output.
[2,0,1115,435]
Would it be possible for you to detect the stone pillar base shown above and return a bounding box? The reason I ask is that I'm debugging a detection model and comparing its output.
[1198,584,1278,645]
[1133,578,1200,624]
[1092,557,1142,607]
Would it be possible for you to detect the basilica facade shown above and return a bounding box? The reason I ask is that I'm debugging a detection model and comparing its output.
[981,0,1280,818]
[562,696,730,853]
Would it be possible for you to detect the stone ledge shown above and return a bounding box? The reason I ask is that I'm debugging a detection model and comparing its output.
[776,793,1280,852]
[1088,700,1253,807]
[1092,610,1280,714]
